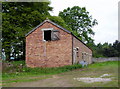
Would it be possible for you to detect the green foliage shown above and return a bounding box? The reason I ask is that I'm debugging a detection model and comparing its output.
[2,61,82,85]
[23,64,82,74]
[10,60,25,66]
[48,16,72,32]
[59,6,98,43]
[2,61,119,87]
[89,40,120,58]
[3,60,82,75]
[2,2,53,60]
[2,60,25,73]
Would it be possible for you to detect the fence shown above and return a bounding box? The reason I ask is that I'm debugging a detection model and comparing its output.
[92,57,120,63]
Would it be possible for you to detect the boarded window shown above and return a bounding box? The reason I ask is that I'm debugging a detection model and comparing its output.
[51,30,60,41]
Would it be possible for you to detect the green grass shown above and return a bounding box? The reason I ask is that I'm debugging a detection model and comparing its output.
[3,61,82,75]
[2,61,119,87]
[2,61,82,85]
[89,61,118,68]
[66,61,119,87]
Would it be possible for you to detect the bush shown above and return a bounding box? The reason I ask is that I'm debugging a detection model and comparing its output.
[2,60,25,73]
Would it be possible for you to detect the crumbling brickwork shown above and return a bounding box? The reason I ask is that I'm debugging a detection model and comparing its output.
[26,20,92,68]
[26,21,72,67]
[72,36,92,64]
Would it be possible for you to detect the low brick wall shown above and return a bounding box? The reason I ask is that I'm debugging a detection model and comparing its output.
[92,57,120,63]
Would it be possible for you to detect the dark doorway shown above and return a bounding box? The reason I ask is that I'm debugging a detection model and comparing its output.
[44,30,51,41]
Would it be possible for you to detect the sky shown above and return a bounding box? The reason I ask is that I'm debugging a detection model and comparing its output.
[49,0,119,44]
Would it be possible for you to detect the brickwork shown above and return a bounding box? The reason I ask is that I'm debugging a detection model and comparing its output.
[26,21,72,67]
[26,20,92,68]
[72,36,92,64]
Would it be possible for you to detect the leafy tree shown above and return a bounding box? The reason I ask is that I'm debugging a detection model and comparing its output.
[113,40,120,55]
[59,6,98,43]
[103,47,118,57]
[102,40,120,57]
[48,16,72,32]
[2,2,52,60]
[91,40,120,58]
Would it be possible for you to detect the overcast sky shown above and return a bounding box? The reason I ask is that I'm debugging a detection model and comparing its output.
[49,0,118,44]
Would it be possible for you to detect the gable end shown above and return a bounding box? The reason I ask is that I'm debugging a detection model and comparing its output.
[25,20,71,37]
[25,19,92,51]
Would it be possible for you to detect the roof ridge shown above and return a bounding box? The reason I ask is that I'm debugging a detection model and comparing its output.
[25,19,71,37]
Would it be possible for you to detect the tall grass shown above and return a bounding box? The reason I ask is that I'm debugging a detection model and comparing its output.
[2,61,82,79]
[22,64,82,75]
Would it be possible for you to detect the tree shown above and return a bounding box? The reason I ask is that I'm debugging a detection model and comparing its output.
[48,16,72,31]
[113,40,120,54]
[91,40,120,58]
[59,6,98,43]
[2,2,53,60]
[112,40,120,57]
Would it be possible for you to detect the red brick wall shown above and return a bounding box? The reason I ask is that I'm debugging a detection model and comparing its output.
[72,36,92,64]
[26,22,72,67]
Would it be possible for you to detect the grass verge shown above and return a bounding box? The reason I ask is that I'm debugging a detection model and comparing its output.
[2,61,82,85]
[2,61,119,87]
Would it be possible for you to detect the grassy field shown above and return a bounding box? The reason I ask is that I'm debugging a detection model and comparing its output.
[2,61,119,87]
[2,60,82,86]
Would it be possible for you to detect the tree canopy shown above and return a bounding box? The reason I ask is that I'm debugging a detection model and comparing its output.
[91,40,120,58]
[59,6,98,43]
[48,16,72,32]
[2,2,53,60]
[2,2,119,60]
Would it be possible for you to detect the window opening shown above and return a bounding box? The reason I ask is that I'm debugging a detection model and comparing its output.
[43,29,60,41]
[44,30,51,41]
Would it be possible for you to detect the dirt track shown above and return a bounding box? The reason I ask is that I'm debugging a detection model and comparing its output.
[9,69,86,87]
[6,65,119,87]
[12,75,73,87]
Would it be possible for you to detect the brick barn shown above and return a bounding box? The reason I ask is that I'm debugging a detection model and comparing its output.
[25,19,92,68]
